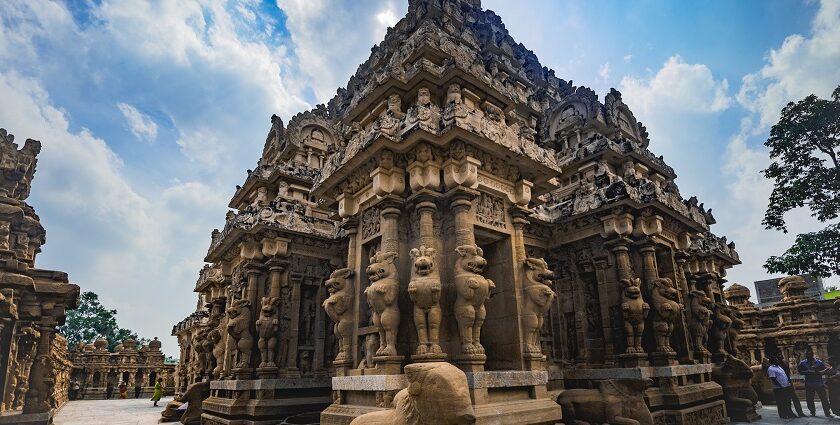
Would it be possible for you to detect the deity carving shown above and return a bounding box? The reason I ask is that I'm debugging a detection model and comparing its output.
[521,258,556,355]
[323,268,355,363]
[650,277,682,353]
[453,244,494,355]
[620,278,648,354]
[301,295,316,346]
[365,252,400,357]
[373,94,404,139]
[405,87,440,134]
[408,245,442,355]
[226,299,254,369]
[255,297,280,368]
[687,290,713,353]
[278,285,293,368]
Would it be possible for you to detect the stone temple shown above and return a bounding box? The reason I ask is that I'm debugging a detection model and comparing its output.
[172,0,759,423]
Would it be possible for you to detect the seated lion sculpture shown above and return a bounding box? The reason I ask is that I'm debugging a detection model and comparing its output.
[557,378,653,425]
[349,362,476,425]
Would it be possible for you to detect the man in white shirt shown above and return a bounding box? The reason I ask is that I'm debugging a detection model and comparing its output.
[769,356,796,419]
[767,356,805,419]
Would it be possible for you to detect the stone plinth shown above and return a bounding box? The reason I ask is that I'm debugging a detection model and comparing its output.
[322,370,560,425]
[201,377,332,425]
[563,364,726,424]
[0,411,52,425]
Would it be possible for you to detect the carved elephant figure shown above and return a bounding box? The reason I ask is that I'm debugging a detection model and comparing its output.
[365,252,400,356]
[557,378,654,425]
[349,362,475,425]
[323,268,355,363]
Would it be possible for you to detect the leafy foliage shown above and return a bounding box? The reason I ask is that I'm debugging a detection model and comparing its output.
[765,224,840,277]
[762,85,840,277]
[59,291,140,352]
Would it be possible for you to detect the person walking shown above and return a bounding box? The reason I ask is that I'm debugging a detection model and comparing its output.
[780,355,807,417]
[134,382,142,399]
[769,356,796,419]
[151,377,163,407]
[118,382,128,399]
[798,347,833,417]
[105,382,114,400]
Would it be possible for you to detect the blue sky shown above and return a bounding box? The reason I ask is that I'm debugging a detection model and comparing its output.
[0,0,837,357]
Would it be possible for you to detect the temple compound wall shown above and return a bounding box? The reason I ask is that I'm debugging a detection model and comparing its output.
[68,337,176,399]
[172,1,758,424]
[725,277,840,374]
[0,128,80,425]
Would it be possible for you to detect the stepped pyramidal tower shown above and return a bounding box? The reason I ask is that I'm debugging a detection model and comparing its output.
[173,0,753,423]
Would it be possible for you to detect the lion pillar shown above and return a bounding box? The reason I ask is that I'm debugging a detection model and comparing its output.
[365,194,403,373]
[408,193,446,362]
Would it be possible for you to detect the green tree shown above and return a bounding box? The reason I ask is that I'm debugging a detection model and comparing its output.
[59,291,141,352]
[763,85,840,278]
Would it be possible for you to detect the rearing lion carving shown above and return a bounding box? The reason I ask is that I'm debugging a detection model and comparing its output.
[323,268,355,363]
[408,245,442,355]
[365,252,400,356]
[226,299,253,369]
[453,244,494,355]
[521,257,556,354]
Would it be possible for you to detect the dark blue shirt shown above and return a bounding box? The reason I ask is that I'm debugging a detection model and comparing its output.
[797,358,827,387]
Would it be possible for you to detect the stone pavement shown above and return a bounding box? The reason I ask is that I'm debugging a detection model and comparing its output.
[54,397,174,425]
[744,404,840,424]
[50,397,840,425]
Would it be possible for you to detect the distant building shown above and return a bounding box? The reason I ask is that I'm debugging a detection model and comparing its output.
[754,274,824,306]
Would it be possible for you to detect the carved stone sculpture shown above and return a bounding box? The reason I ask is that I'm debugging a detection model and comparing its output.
[178,381,211,425]
[687,290,713,353]
[323,268,355,363]
[207,327,225,378]
[712,355,760,422]
[712,304,732,355]
[650,277,681,353]
[556,378,654,425]
[255,296,280,368]
[348,362,475,425]
[521,258,556,354]
[365,252,400,356]
[726,308,745,356]
[23,355,53,414]
[750,361,775,405]
[453,244,494,355]
[408,245,443,355]
[620,278,648,354]
[226,299,254,369]
[193,329,208,377]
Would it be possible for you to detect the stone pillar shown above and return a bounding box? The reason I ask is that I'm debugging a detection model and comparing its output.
[23,321,53,414]
[372,198,403,373]
[410,194,447,363]
[639,243,659,288]
[267,258,287,299]
[285,275,302,376]
[337,218,358,376]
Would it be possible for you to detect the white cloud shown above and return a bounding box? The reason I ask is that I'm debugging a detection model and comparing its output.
[117,103,158,142]
[621,55,732,115]
[719,0,840,293]
[276,0,405,102]
[623,54,633,63]
[598,62,610,80]
[175,128,228,166]
[736,0,840,132]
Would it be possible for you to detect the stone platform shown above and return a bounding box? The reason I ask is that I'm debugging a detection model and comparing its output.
[322,370,561,425]
[201,377,331,424]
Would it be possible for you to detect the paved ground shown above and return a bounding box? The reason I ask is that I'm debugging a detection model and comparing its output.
[738,404,840,424]
[52,398,840,425]
[55,397,174,425]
